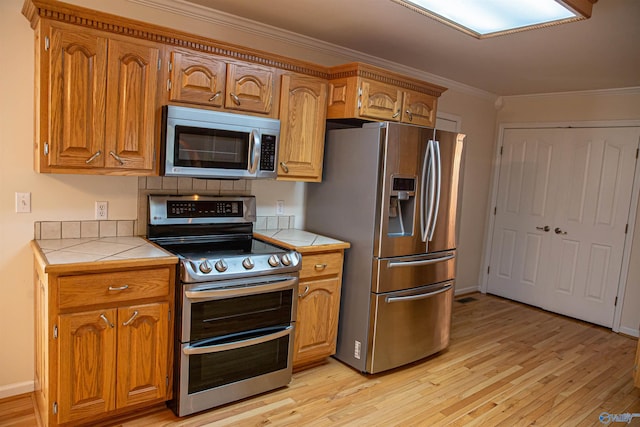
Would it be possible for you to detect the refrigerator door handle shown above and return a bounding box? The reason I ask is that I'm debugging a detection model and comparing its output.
[428,140,442,241]
[421,140,436,243]
[387,254,455,268]
[385,284,453,303]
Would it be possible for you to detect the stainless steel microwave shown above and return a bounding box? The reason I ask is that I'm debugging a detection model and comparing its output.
[162,105,280,179]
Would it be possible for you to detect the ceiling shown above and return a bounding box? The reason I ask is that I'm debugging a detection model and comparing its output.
[179,0,640,96]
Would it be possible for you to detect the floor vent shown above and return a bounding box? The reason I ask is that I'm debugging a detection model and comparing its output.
[456,296,477,304]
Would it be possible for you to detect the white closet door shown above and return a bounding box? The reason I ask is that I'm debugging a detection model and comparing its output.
[545,128,639,326]
[488,126,639,328]
[487,129,561,306]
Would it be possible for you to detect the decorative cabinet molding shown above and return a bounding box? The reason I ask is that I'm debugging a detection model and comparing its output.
[278,73,328,182]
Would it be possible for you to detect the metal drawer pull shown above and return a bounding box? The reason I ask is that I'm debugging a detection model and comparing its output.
[208,91,221,102]
[385,284,452,303]
[314,263,327,270]
[108,285,129,291]
[85,150,102,164]
[392,110,400,118]
[109,151,125,166]
[230,93,241,106]
[299,286,310,298]
[122,310,139,326]
[183,326,292,355]
[100,313,115,328]
[280,161,289,173]
[388,254,455,268]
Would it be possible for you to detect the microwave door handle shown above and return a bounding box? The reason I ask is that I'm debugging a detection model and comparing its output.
[428,140,442,241]
[248,129,260,174]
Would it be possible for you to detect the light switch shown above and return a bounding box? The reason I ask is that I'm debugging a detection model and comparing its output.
[16,192,31,213]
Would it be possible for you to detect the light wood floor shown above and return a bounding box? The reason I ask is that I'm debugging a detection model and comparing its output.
[1,293,638,426]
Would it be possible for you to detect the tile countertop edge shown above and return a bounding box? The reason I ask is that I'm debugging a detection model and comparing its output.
[254,230,350,254]
[30,239,179,274]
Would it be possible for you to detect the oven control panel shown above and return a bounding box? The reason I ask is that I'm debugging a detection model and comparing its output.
[148,195,256,225]
[168,200,242,218]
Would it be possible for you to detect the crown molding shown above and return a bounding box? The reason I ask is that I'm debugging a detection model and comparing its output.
[503,86,640,99]
[128,0,497,101]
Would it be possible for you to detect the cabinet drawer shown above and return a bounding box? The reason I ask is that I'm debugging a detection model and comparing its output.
[58,267,170,309]
[300,252,343,279]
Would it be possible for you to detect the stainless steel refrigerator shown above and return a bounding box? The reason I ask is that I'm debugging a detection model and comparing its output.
[306,121,464,373]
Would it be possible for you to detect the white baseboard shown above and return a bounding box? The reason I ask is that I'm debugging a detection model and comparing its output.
[618,326,640,338]
[455,284,480,296]
[0,381,34,400]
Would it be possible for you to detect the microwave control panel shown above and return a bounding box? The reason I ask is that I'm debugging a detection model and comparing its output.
[260,134,277,172]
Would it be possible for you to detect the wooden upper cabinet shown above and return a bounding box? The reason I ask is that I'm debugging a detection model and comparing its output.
[169,49,226,107]
[327,63,446,127]
[278,73,328,182]
[359,79,403,121]
[48,26,108,169]
[105,37,160,171]
[39,22,161,174]
[225,62,275,115]
[402,90,437,127]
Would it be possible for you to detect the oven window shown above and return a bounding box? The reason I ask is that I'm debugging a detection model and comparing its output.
[188,333,289,394]
[174,125,249,169]
[190,290,293,342]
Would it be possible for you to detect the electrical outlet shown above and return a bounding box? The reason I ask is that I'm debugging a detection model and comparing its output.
[95,201,108,220]
[354,340,361,359]
[276,200,285,215]
[15,192,31,213]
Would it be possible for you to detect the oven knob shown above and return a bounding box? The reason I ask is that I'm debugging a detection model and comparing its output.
[215,259,228,272]
[268,255,280,267]
[281,253,292,266]
[199,260,213,274]
[242,257,255,270]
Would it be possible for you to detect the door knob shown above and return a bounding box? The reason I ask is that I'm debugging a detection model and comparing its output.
[536,225,550,232]
[554,227,567,235]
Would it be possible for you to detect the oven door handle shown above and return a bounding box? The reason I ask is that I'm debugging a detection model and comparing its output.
[184,277,297,300]
[182,326,292,355]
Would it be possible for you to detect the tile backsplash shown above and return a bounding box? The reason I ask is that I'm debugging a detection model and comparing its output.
[34,177,294,240]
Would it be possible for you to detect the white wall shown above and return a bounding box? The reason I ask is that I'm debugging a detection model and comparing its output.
[0,0,497,395]
[496,90,640,336]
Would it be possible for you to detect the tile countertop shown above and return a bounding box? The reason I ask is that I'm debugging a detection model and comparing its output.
[255,229,350,254]
[31,236,178,274]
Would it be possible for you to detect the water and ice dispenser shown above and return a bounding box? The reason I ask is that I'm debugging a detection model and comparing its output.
[388,176,416,236]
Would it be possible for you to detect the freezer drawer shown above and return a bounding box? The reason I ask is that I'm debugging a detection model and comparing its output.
[367,281,453,374]
[373,251,455,293]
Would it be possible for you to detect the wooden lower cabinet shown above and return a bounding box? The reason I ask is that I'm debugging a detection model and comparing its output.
[293,250,344,370]
[635,338,640,388]
[33,261,175,426]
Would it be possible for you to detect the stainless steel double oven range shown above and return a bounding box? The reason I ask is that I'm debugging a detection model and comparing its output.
[147,195,301,417]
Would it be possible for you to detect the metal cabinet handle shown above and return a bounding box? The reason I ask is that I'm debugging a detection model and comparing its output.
[554,227,568,235]
[85,150,102,164]
[314,263,327,270]
[299,286,310,298]
[100,313,114,328]
[536,226,550,232]
[405,110,413,121]
[108,284,129,291]
[392,109,400,119]
[208,91,221,102]
[122,310,139,326]
[230,93,241,106]
[280,161,289,173]
[109,151,125,166]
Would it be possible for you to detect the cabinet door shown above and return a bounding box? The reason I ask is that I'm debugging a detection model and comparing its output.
[105,37,161,170]
[169,49,226,107]
[358,79,402,121]
[58,309,117,424]
[49,26,108,168]
[225,62,274,115]
[402,90,437,127]
[278,74,328,182]
[116,302,169,408]
[293,277,341,367]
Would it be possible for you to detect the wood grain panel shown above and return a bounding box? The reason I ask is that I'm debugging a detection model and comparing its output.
[299,252,343,279]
